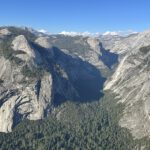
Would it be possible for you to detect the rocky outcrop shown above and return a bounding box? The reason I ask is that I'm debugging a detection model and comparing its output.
[0,54,53,132]
[0,28,11,36]
[110,30,150,55]
[0,31,53,132]
[105,44,150,139]
[87,37,101,53]
[35,36,52,49]
[12,35,42,64]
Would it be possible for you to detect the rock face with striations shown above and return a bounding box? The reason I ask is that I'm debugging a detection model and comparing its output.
[110,30,150,55]
[0,28,11,36]
[12,35,44,65]
[0,30,53,132]
[105,33,150,139]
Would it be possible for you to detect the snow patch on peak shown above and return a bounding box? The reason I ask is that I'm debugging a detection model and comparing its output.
[103,31,118,36]
[59,31,101,37]
[59,31,91,37]
[102,30,138,36]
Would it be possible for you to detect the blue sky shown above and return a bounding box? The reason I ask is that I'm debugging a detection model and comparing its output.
[0,0,150,33]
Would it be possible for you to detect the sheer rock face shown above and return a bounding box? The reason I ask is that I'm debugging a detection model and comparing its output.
[87,37,102,54]
[0,33,53,132]
[12,35,42,64]
[35,36,52,49]
[0,28,11,36]
[85,37,108,71]
[105,40,150,139]
[0,55,53,132]
[12,35,35,57]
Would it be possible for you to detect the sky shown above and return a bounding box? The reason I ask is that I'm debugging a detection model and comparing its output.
[0,0,150,34]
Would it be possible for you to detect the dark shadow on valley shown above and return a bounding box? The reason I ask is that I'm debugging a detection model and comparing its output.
[99,43,118,69]
[33,43,107,106]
